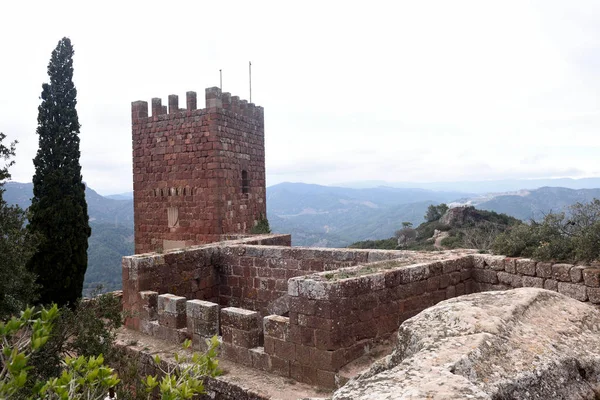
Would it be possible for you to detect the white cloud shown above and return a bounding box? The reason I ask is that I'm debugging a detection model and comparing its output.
[1,0,599,194]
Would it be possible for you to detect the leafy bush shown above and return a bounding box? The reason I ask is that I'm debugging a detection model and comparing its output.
[424,204,449,222]
[250,214,271,234]
[492,199,600,262]
[440,234,463,249]
[0,132,39,319]
[1,303,221,400]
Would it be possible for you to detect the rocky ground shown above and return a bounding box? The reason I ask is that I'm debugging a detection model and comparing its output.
[333,288,600,399]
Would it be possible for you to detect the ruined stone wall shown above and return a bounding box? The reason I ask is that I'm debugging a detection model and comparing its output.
[131,88,266,254]
[123,237,600,389]
[122,234,291,330]
[218,246,411,317]
[470,254,600,303]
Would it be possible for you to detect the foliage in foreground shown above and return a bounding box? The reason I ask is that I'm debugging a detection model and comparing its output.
[0,302,220,400]
[492,199,600,263]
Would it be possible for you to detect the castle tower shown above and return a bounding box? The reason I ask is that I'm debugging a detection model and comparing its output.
[131,87,266,254]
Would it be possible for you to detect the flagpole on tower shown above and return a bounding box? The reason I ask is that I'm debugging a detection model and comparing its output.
[249,61,252,103]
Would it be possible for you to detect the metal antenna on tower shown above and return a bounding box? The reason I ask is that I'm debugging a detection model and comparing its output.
[219,69,222,90]
[249,61,252,103]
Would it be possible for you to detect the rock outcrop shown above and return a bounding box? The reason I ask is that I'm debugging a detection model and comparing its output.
[333,288,600,400]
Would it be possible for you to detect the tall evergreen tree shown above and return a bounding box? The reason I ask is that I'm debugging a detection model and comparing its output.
[27,38,91,307]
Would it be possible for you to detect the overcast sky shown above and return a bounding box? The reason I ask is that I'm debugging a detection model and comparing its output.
[1,0,600,195]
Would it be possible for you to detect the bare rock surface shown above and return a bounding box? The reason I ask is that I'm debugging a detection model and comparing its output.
[333,288,600,400]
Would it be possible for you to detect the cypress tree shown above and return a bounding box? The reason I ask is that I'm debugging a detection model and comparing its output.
[27,38,91,307]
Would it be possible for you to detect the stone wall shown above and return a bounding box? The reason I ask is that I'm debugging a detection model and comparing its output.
[123,236,600,390]
[471,254,600,303]
[122,234,291,330]
[123,238,474,389]
[217,245,414,316]
[131,87,266,254]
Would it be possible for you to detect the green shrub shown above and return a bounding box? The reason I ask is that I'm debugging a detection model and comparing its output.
[1,303,221,400]
[492,199,600,263]
[250,214,271,234]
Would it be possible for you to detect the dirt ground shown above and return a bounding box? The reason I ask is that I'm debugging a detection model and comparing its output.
[116,329,335,400]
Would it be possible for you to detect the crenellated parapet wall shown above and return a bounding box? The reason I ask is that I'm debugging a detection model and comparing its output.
[131,87,264,124]
[123,235,600,390]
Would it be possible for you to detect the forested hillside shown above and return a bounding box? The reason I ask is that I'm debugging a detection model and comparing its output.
[4,182,133,294]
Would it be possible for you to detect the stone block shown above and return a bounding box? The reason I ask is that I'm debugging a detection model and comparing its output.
[449,271,462,285]
[139,291,158,320]
[536,262,553,278]
[497,272,522,288]
[158,293,187,314]
[274,338,296,361]
[570,266,585,283]
[186,299,219,337]
[557,282,587,302]
[221,307,260,331]
[487,257,506,271]
[250,347,271,371]
[232,328,261,348]
[270,355,290,377]
[516,259,536,276]
[263,315,290,341]
[157,294,187,329]
[427,276,441,291]
[583,268,600,287]
[504,258,516,274]
[587,287,600,304]
[472,255,486,269]
[522,276,544,288]
[552,264,573,282]
[439,274,451,289]
[544,279,558,292]
[472,269,498,284]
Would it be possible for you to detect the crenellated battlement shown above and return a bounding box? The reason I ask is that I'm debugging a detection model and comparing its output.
[131,87,263,124]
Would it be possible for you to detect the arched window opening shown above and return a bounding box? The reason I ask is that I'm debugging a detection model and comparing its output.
[241,170,249,194]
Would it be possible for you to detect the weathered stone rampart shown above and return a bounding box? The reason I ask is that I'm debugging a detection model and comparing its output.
[122,236,600,389]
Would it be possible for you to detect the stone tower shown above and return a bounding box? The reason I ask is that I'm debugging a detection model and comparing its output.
[131,87,266,254]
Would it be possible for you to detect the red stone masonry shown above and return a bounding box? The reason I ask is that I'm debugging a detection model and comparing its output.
[131,88,266,254]
[123,239,600,389]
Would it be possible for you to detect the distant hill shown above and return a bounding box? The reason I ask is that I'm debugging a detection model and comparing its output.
[3,182,134,295]
[267,182,471,247]
[336,177,600,193]
[461,187,600,221]
[349,205,521,251]
[105,192,133,200]
[4,182,133,226]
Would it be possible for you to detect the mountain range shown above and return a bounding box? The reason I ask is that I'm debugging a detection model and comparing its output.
[4,179,600,291]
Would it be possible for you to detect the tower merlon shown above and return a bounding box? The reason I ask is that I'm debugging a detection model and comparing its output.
[186,91,197,111]
[131,100,149,124]
[151,98,164,117]
[205,87,222,109]
[168,94,179,114]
